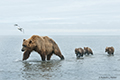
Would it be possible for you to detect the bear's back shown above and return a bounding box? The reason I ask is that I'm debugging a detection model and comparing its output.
[110,47,114,52]
[43,36,57,45]
[30,35,43,41]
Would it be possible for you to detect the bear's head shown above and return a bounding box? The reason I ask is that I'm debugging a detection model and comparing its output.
[21,39,37,52]
[105,47,109,52]
[84,47,88,52]
[75,48,83,58]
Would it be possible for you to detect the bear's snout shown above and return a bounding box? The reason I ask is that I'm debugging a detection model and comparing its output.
[21,48,25,52]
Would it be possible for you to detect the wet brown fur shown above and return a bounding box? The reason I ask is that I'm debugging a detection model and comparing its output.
[75,48,84,57]
[22,35,64,61]
[84,47,93,55]
[105,47,114,55]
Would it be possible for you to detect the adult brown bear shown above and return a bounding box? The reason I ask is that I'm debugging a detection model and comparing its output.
[21,35,64,61]
[105,47,114,55]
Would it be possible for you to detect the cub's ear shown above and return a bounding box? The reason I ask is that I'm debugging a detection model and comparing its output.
[23,39,26,42]
[29,40,32,44]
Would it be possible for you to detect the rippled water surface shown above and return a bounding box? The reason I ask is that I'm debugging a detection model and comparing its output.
[0,35,120,80]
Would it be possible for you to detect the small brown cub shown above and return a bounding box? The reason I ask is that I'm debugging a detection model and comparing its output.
[84,47,93,55]
[75,48,84,58]
[105,47,114,55]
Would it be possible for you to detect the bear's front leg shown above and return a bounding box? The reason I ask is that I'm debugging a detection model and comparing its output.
[23,51,31,60]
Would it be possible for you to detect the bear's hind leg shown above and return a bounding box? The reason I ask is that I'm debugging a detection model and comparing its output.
[54,50,64,60]
[47,53,53,60]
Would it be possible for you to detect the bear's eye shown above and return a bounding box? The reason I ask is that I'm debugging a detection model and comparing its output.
[23,45,27,47]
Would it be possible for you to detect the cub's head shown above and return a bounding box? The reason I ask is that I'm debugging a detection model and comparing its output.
[75,48,83,58]
[84,47,88,52]
[105,47,109,52]
[21,39,36,52]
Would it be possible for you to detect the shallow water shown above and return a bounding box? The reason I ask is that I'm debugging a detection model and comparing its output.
[0,35,120,80]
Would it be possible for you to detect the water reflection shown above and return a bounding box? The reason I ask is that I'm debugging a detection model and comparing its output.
[21,60,62,80]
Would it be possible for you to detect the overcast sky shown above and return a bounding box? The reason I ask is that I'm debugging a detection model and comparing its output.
[0,0,120,35]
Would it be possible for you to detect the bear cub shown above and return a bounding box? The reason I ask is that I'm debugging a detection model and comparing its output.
[105,46,114,55]
[84,47,93,55]
[75,48,84,58]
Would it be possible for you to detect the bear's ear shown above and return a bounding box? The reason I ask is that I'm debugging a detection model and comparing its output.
[23,39,26,42]
[29,40,32,44]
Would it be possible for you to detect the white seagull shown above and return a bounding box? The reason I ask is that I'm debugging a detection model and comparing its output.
[14,24,24,33]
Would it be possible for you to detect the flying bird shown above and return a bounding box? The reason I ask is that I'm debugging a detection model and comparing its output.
[14,24,24,33]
